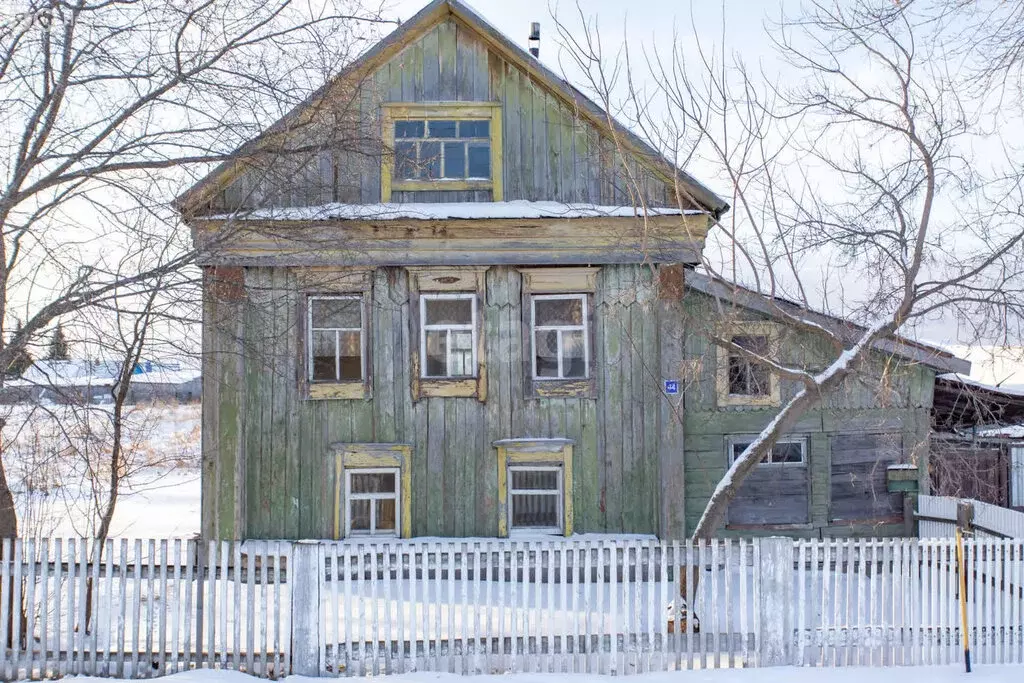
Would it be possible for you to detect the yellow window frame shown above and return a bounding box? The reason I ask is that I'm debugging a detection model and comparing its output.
[333,443,413,539]
[381,102,503,201]
[495,438,574,538]
[715,320,782,407]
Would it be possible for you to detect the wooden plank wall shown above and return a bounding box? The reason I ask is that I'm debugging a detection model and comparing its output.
[680,290,935,538]
[202,264,663,540]
[213,17,676,212]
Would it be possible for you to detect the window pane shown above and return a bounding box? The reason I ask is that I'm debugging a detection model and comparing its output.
[395,141,417,178]
[376,499,397,531]
[350,499,371,531]
[772,442,804,464]
[311,330,337,381]
[350,472,396,494]
[731,443,751,463]
[311,298,360,329]
[424,297,472,325]
[395,120,425,138]
[512,493,558,528]
[420,141,441,179]
[534,329,559,377]
[428,119,458,138]
[443,142,465,178]
[425,329,447,376]
[728,357,751,395]
[534,297,583,327]
[459,120,489,138]
[339,331,362,380]
[467,144,490,178]
[563,329,587,378]
[449,331,474,376]
[512,469,559,490]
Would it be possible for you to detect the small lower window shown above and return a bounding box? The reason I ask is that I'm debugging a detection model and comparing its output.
[345,468,399,537]
[509,466,563,533]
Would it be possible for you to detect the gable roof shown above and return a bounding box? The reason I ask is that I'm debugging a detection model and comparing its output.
[174,0,729,217]
[685,270,970,375]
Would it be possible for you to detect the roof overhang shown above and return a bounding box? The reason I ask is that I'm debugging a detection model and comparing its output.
[191,209,712,267]
[685,270,970,375]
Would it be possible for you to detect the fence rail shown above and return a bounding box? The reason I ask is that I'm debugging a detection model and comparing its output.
[0,535,1020,679]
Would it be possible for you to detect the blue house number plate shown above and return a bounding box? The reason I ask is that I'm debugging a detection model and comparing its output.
[664,380,679,395]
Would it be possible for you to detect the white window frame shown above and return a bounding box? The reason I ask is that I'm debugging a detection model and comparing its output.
[728,437,807,467]
[508,465,564,534]
[531,294,590,380]
[344,467,400,538]
[308,295,365,383]
[420,292,477,379]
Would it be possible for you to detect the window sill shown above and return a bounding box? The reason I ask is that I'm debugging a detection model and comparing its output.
[527,378,596,400]
[308,382,370,400]
[392,180,492,192]
[717,393,780,408]
[418,377,479,399]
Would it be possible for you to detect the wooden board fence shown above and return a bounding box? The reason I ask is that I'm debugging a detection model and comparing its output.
[0,536,1020,679]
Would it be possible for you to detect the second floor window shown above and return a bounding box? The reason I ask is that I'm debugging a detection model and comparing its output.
[394,119,491,181]
[726,334,771,397]
[421,293,477,378]
[532,294,589,379]
[308,295,364,382]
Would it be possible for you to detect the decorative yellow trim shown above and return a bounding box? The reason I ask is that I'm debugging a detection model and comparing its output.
[715,321,782,407]
[519,267,600,293]
[495,439,574,538]
[408,266,486,292]
[309,382,368,400]
[333,443,412,540]
[381,102,503,202]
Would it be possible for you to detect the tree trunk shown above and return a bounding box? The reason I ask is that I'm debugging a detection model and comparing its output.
[0,420,22,648]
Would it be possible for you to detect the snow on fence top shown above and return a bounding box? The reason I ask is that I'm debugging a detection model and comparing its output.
[203,200,708,222]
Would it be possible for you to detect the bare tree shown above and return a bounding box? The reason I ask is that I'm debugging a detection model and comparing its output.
[0,0,394,537]
[557,0,1024,538]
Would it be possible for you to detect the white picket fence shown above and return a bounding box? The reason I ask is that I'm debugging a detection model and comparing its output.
[0,536,1021,680]
[919,495,1024,538]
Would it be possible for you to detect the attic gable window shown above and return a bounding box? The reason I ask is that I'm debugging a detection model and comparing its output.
[716,322,781,407]
[382,103,503,201]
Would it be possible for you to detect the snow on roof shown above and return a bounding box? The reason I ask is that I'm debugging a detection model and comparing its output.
[6,359,200,388]
[976,424,1024,439]
[936,373,1024,398]
[202,200,708,222]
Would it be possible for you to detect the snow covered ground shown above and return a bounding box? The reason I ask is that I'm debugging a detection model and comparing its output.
[1,402,201,538]
[58,664,1018,683]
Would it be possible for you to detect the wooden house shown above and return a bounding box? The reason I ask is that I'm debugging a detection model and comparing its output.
[176,0,969,541]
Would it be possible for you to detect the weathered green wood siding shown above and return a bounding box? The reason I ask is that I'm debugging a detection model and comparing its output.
[210,17,677,212]
[202,264,667,539]
[680,289,935,537]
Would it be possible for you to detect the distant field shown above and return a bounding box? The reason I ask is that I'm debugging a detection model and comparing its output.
[1,402,201,538]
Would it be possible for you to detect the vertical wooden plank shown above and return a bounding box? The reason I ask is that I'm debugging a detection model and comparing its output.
[437,19,457,101]
[101,539,114,676]
[54,539,64,679]
[23,539,35,681]
[0,538,10,681]
[39,539,51,679]
[739,539,749,668]
[170,540,181,674]
[182,540,195,675]
[75,540,87,675]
